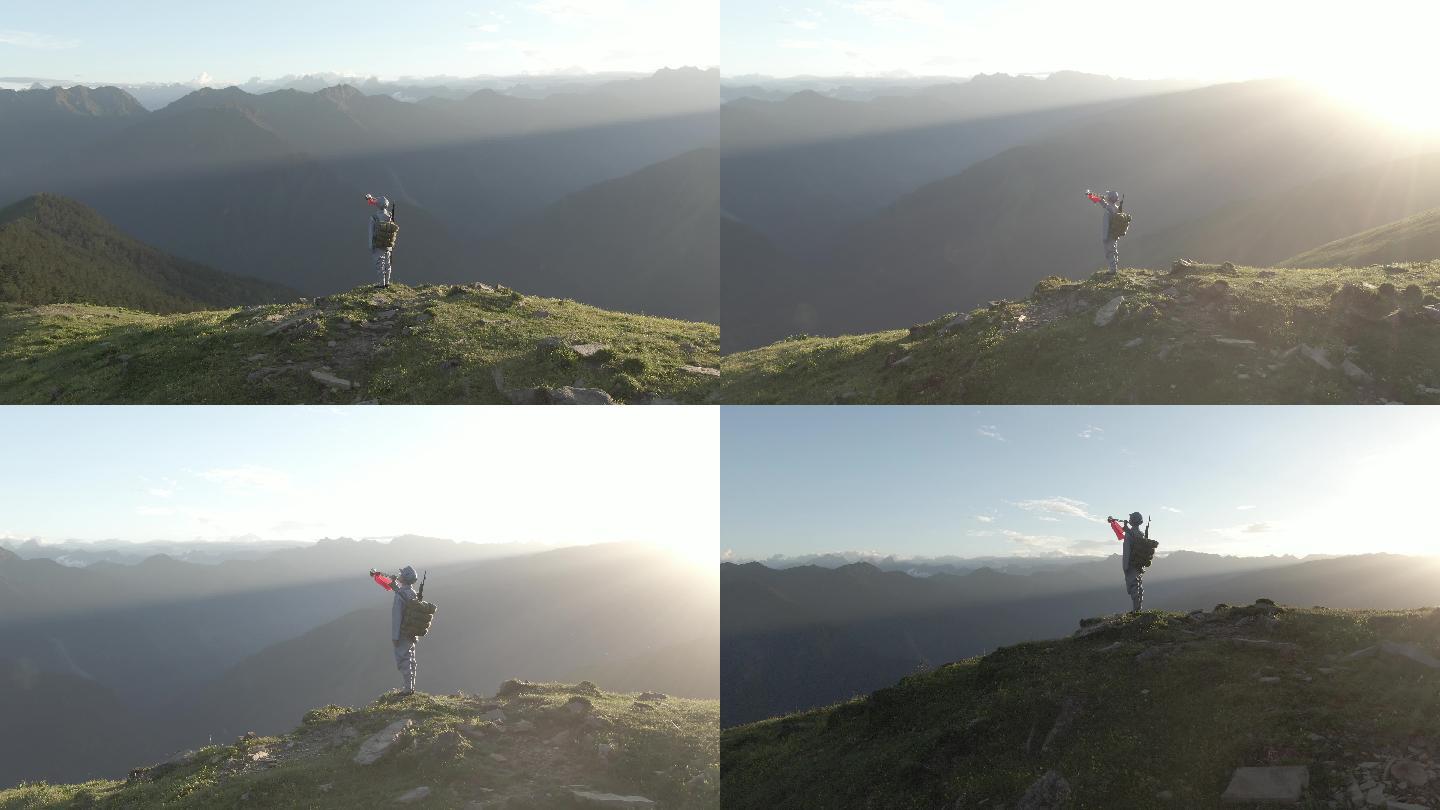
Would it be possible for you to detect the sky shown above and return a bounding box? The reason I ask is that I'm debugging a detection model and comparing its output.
[0,0,717,84]
[0,406,718,565]
[722,1,1440,88]
[722,406,1440,562]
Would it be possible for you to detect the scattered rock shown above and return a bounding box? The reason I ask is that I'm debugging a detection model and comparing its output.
[496,679,534,698]
[394,786,430,803]
[569,789,655,808]
[309,369,355,390]
[1220,766,1309,803]
[1390,760,1428,786]
[1342,359,1373,383]
[1123,337,1144,349]
[1298,343,1334,370]
[1379,640,1440,669]
[490,753,508,763]
[637,691,667,702]
[546,386,616,405]
[1214,337,1256,347]
[1017,770,1071,810]
[680,365,721,377]
[537,336,565,350]
[354,719,414,765]
[939,313,971,334]
[571,343,609,358]
[531,309,552,319]
[1094,296,1125,327]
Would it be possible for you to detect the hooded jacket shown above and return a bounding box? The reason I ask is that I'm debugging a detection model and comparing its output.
[1086,191,1122,243]
[372,565,418,641]
[1109,517,1143,571]
[368,196,394,249]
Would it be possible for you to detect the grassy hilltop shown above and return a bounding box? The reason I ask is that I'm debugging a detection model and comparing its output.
[2,681,718,809]
[722,602,1440,810]
[0,282,719,404]
[719,262,1440,404]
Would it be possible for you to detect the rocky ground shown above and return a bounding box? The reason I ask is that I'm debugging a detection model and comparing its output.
[0,282,720,404]
[721,602,1440,809]
[1,681,718,809]
[719,260,1440,404]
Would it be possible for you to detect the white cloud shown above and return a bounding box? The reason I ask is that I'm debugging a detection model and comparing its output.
[1037,516,1060,522]
[196,465,291,493]
[722,548,735,561]
[136,506,175,517]
[1236,505,1256,511]
[1243,522,1272,533]
[977,425,1005,442]
[147,487,174,498]
[974,515,994,523]
[0,30,80,50]
[1078,425,1104,439]
[473,24,501,33]
[778,39,824,49]
[844,0,946,25]
[1161,506,1182,513]
[1013,496,1099,522]
[526,0,631,23]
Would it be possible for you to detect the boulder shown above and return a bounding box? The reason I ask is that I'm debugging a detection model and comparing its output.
[564,696,594,715]
[547,386,616,405]
[394,786,430,803]
[1094,296,1125,327]
[354,719,413,765]
[1342,359,1373,383]
[680,365,721,377]
[637,691,667,702]
[1017,770,1071,810]
[1298,344,1333,370]
[1220,766,1309,803]
[571,343,609,359]
[1390,760,1428,786]
[309,369,355,390]
[1379,640,1440,669]
[569,790,655,808]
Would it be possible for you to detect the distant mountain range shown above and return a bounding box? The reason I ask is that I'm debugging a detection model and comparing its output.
[0,194,295,311]
[0,69,717,319]
[721,553,1440,727]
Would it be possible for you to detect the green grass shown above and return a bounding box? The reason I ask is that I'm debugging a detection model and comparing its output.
[1,682,719,809]
[0,283,719,404]
[721,604,1440,810]
[1281,207,1440,269]
[719,262,1440,404]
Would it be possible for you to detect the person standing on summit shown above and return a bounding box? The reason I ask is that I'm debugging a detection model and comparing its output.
[1085,189,1129,275]
[370,565,420,694]
[1108,512,1154,613]
[366,193,399,288]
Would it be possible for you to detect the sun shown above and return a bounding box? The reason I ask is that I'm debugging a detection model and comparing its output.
[1297,15,1440,134]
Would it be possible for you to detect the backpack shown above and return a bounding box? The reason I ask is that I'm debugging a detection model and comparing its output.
[400,598,437,638]
[372,220,399,250]
[1129,527,1157,570]
[1107,209,1132,242]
